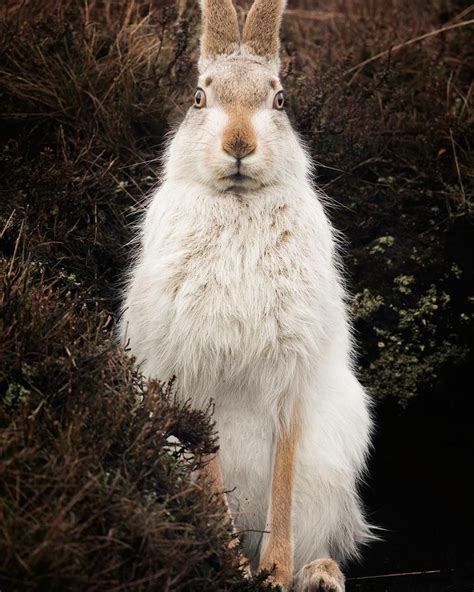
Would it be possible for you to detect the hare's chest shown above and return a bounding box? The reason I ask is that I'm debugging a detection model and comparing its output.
[124,192,332,401]
[159,205,318,366]
[168,212,288,304]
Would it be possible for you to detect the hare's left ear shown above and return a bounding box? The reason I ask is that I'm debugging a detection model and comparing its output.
[199,0,240,71]
[242,0,287,68]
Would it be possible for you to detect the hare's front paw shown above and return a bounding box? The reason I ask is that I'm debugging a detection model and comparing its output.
[293,559,345,592]
[259,563,292,591]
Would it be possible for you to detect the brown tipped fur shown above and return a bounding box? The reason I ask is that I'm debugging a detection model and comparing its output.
[242,0,285,60]
[200,0,240,60]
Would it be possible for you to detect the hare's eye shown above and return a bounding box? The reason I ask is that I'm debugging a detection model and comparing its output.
[194,88,206,109]
[273,90,285,110]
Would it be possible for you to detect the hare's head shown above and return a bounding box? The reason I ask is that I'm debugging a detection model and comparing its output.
[167,0,309,193]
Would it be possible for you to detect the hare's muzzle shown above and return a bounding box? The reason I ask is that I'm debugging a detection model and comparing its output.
[221,108,257,160]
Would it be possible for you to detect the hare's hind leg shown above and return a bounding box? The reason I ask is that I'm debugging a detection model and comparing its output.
[293,559,345,592]
[292,366,372,591]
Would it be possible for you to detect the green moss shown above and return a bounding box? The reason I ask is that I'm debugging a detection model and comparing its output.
[352,289,384,320]
[369,235,395,255]
[353,260,471,404]
[4,382,31,407]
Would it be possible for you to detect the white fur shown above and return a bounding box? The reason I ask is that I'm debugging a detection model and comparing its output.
[120,51,373,573]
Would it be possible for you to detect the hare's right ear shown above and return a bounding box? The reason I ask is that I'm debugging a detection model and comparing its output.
[199,0,240,71]
[242,0,286,69]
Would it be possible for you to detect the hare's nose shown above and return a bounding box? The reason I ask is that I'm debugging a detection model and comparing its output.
[222,135,256,159]
[222,114,257,160]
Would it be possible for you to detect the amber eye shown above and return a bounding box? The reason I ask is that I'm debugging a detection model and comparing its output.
[273,90,285,110]
[194,88,206,108]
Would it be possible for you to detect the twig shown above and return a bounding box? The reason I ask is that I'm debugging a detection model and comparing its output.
[449,128,470,216]
[7,219,24,277]
[346,19,474,81]
[0,208,16,240]
[348,568,456,581]
[285,9,340,22]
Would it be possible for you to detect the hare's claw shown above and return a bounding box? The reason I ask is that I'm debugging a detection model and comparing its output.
[293,559,345,592]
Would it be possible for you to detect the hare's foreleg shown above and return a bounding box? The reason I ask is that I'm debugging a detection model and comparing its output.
[258,419,298,590]
[200,454,250,574]
[257,415,347,592]
[200,453,231,516]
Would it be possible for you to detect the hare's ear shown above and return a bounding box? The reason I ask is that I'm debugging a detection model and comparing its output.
[242,0,286,66]
[199,0,240,70]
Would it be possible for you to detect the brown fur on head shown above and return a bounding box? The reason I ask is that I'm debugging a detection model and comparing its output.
[199,0,287,71]
[185,1,294,195]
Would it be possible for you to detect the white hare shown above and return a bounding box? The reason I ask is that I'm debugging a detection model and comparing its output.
[120,0,373,590]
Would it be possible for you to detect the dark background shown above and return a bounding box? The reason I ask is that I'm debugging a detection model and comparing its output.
[349,372,474,591]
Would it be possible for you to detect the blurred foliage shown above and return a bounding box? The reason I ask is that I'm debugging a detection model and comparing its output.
[0,0,472,589]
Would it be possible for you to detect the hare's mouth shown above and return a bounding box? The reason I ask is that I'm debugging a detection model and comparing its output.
[218,171,260,193]
[227,172,249,183]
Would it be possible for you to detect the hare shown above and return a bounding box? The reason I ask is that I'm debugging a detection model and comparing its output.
[120,0,373,590]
